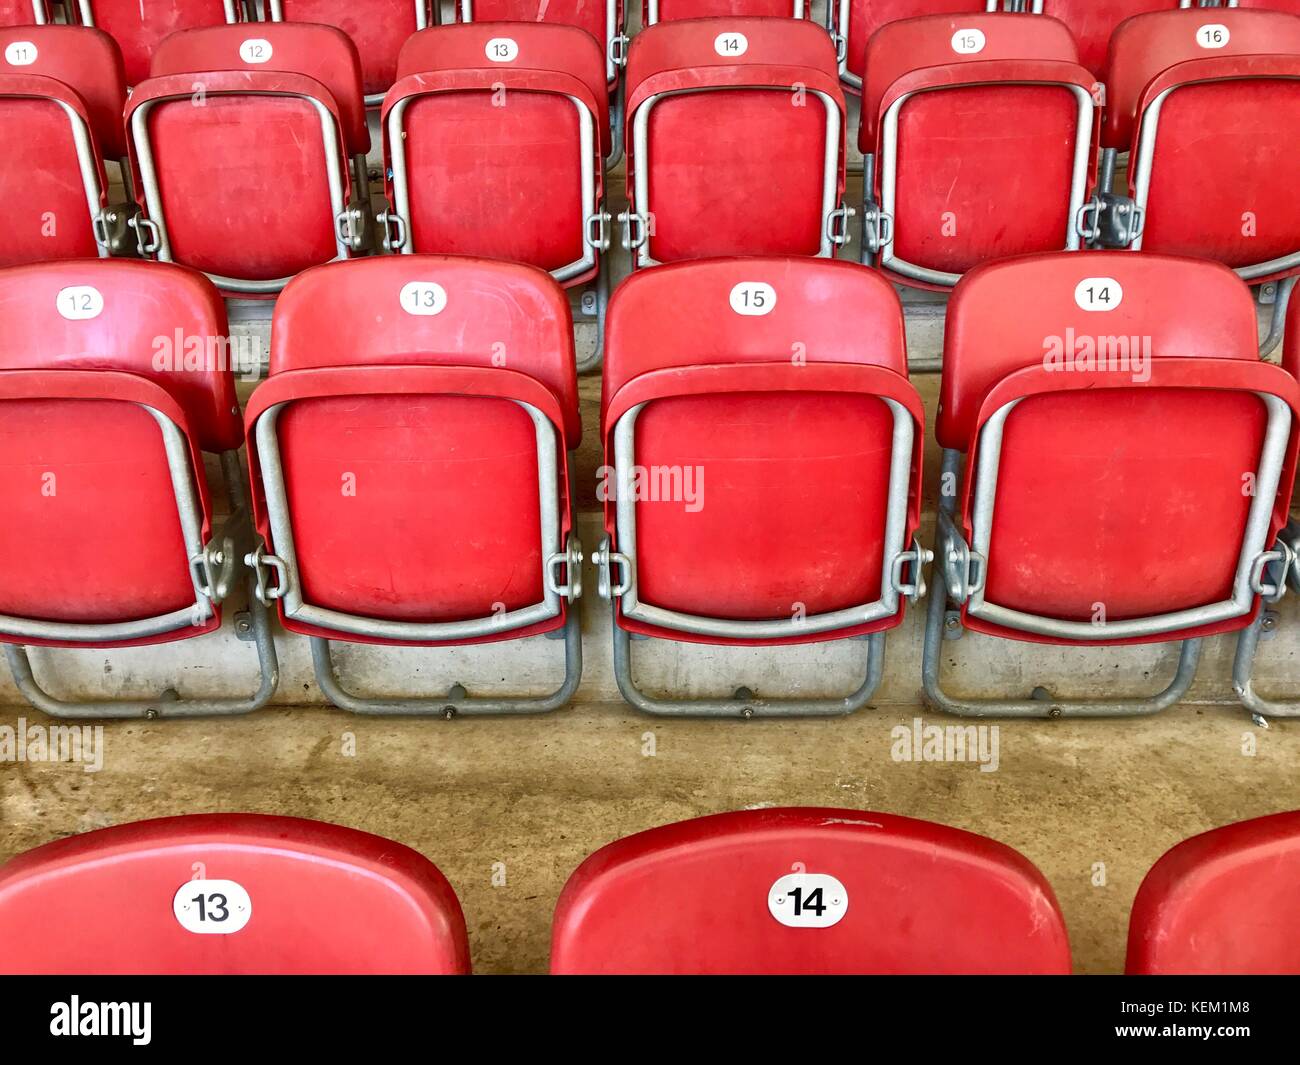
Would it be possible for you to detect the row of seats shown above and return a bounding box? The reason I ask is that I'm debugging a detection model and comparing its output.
[3,9,1297,324]
[7,2,1294,100]
[2,806,1296,973]
[2,251,1298,721]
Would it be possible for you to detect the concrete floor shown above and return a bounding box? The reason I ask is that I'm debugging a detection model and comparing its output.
[5,76,1300,976]
[3,700,1297,973]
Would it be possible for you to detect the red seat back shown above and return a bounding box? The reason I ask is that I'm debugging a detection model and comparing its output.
[0,815,470,974]
[1037,0,1175,76]
[1103,9,1300,277]
[273,0,431,98]
[150,21,369,155]
[0,26,126,266]
[461,0,623,85]
[0,260,238,639]
[625,18,844,264]
[388,23,607,273]
[249,256,579,640]
[128,24,366,286]
[942,251,1299,642]
[1103,7,1300,149]
[840,0,991,87]
[602,257,922,643]
[78,0,234,85]
[551,809,1072,974]
[1127,812,1300,974]
[0,1,46,27]
[861,13,1096,285]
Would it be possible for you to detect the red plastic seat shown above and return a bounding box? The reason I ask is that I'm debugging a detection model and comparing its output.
[0,1,46,26]
[0,815,470,974]
[831,1,995,92]
[924,251,1300,716]
[124,22,371,295]
[243,255,583,716]
[1032,1,1176,77]
[382,22,609,288]
[858,13,1100,289]
[458,0,625,88]
[0,259,277,718]
[623,18,849,267]
[1102,8,1300,283]
[596,257,925,716]
[1127,811,1300,974]
[71,0,239,86]
[551,809,1071,974]
[0,25,127,267]
[645,0,807,27]
[267,1,435,103]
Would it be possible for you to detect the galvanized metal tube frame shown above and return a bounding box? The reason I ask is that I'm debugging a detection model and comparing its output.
[1131,78,1300,282]
[386,92,601,285]
[877,81,1095,288]
[922,447,1206,718]
[630,84,843,268]
[253,398,582,715]
[129,89,352,294]
[611,398,916,639]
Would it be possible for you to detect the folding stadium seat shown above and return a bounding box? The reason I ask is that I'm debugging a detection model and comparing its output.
[924,251,1300,717]
[124,22,372,296]
[0,815,470,974]
[266,1,437,106]
[622,19,851,269]
[71,1,241,86]
[857,12,1100,290]
[828,1,999,93]
[0,26,132,266]
[1029,1,1179,78]
[1127,811,1300,974]
[0,260,278,719]
[1099,7,1300,348]
[551,809,1072,974]
[381,23,611,372]
[594,257,928,717]
[0,1,47,26]
[1233,293,1300,719]
[243,255,584,716]
[644,0,809,26]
